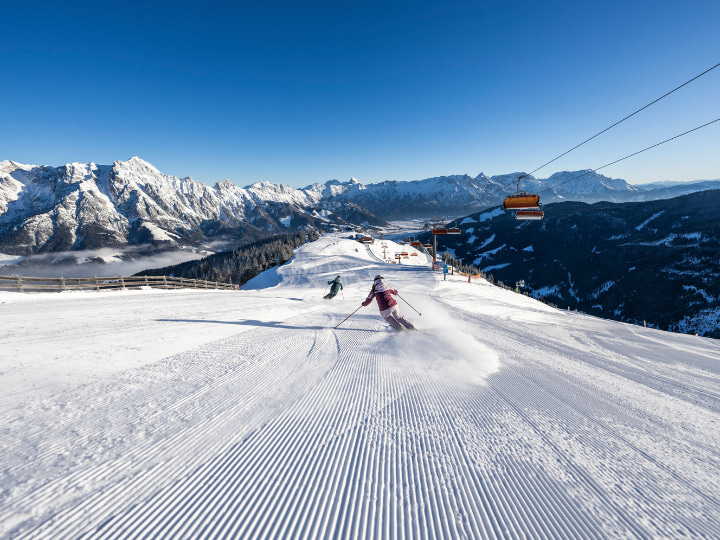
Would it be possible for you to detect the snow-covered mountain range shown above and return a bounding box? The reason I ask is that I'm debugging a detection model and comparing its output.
[2,157,719,254]
[0,158,380,255]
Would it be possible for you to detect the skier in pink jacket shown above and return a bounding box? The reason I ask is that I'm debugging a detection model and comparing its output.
[362,275,416,331]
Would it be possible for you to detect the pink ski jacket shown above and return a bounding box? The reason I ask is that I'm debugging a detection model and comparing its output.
[362,278,398,311]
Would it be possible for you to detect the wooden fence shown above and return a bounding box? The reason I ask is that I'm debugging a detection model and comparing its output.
[0,275,236,293]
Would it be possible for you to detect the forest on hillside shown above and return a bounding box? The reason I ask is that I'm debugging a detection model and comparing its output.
[136,231,321,286]
[424,190,720,337]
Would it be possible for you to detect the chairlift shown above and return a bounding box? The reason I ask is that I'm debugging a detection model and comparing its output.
[503,175,543,219]
[503,194,540,210]
[515,210,544,220]
[503,175,542,208]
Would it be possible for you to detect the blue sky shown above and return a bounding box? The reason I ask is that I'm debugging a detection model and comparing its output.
[2,0,718,188]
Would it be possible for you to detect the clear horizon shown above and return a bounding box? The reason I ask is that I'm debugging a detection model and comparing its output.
[5,156,718,189]
[2,0,718,188]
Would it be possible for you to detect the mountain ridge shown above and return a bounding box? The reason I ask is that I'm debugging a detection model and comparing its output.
[2,157,719,255]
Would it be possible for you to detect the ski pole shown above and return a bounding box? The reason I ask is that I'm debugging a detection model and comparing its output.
[397,294,421,316]
[334,305,363,329]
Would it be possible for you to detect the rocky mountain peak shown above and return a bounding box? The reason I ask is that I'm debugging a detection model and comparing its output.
[115,157,163,176]
[214,179,236,190]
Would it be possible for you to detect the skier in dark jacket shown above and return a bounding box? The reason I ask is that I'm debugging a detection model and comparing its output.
[362,275,416,330]
[324,275,343,299]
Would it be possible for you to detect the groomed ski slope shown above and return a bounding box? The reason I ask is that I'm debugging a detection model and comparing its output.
[2,234,720,538]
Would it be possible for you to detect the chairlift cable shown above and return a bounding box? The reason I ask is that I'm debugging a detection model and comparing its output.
[537,117,720,195]
[484,62,720,203]
[495,117,719,220]
[527,61,720,177]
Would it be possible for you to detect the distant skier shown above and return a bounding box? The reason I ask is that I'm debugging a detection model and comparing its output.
[324,275,343,300]
[362,275,416,331]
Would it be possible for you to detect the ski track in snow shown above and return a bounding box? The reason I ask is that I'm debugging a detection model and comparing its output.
[1,235,720,538]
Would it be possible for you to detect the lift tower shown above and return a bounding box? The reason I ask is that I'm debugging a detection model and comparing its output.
[423,219,461,262]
